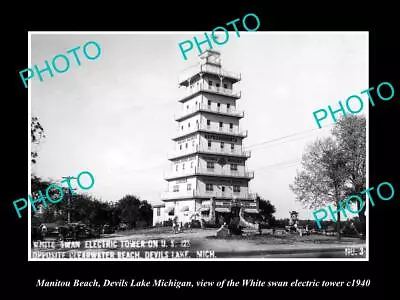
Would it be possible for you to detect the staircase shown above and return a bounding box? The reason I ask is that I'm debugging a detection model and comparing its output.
[239,207,260,235]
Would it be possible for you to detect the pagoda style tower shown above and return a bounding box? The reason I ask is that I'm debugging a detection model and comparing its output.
[160,49,258,226]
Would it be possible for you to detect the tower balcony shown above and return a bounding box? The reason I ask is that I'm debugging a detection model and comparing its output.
[175,102,244,121]
[179,64,241,86]
[164,166,254,180]
[177,83,241,103]
[168,144,251,160]
[161,189,256,201]
[173,123,248,140]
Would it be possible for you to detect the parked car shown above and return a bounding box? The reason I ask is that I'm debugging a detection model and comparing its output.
[39,223,60,239]
[118,223,128,231]
[102,224,115,234]
[190,219,200,228]
[58,223,100,240]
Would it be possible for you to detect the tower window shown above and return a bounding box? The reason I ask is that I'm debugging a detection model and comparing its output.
[224,84,228,89]
[185,143,188,148]
[216,83,220,88]
[208,100,211,106]
[187,183,192,191]
[188,123,190,128]
[208,80,212,86]
[219,122,223,128]
[207,120,211,126]
[176,165,178,171]
[230,123,233,129]
[227,103,230,109]
[230,164,238,171]
[233,185,240,193]
[173,185,179,192]
[221,186,225,192]
[181,126,183,130]
[207,161,214,169]
[187,105,189,110]
[231,143,234,150]
[208,140,212,148]
[183,163,185,170]
[220,142,224,149]
[206,184,213,191]
[180,145,182,150]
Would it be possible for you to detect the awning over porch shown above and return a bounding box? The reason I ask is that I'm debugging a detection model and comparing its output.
[215,207,231,213]
[180,206,189,212]
[244,208,259,214]
[200,207,210,212]
[165,207,174,214]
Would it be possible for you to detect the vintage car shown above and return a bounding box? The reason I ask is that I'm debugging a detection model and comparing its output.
[102,224,115,234]
[58,223,100,240]
[37,223,61,239]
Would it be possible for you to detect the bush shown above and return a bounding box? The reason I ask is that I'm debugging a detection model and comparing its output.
[228,225,243,235]
[259,221,271,229]
[163,220,173,227]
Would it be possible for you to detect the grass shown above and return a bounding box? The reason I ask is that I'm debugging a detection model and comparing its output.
[208,233,364,245]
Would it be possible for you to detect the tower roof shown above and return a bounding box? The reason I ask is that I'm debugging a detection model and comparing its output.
[199,49,221,59]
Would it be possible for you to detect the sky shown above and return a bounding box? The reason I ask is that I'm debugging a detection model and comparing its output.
[30,32,368,219]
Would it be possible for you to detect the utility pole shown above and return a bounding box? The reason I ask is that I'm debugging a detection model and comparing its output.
[61,176,77,224]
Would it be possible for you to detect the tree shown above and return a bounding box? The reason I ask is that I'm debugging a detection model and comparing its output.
[290,137,347,238]
[116,195,141,229]
[139,200,153,227]
[256,195,276,223]
[271,218,289,228]
[31,176,62,223]
[114,196,154,229]
[31,175,114,226]
[332,115,366,235]
[31,116,45,164]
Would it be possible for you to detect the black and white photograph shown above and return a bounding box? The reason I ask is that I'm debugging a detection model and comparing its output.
[28,32,369,260]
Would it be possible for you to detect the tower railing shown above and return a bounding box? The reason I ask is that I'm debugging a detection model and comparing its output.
[177,83,241,102]
[175,101,244,120]
[178,64,241,85]
[200,64,241,81]
[161,189,256,201]
[199,144,251,157]
[174,123,248,139]
[167,144,251,160]
[164,166,254,180]
[196,167,254,179]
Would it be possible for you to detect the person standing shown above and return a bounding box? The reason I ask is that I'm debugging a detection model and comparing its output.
[178,222,183,233]
[172,217,178,234]
[40,224,47,240]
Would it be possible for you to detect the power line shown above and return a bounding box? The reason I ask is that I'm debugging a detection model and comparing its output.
[255,158,302,171]
[244,123,334,149]
[259,162,301,173]
[248,132,319,150]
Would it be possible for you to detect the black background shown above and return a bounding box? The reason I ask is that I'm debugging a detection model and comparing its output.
[3,2,399,298]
